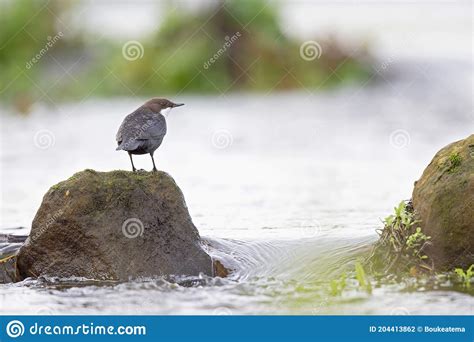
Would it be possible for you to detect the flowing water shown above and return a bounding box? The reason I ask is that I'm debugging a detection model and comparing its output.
[0,60,473,315]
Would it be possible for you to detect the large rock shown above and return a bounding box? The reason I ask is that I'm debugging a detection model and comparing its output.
[16,170,215,280]
[412,134,474,270]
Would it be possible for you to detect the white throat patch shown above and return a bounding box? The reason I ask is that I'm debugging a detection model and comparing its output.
[160,107,172,117]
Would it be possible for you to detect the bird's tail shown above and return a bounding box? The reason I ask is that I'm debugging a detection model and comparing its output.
[115,144,122,151]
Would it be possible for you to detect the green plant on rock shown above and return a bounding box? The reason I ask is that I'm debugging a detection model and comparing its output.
[454,265,474,288]
[447,152,462,172]
[369,201,432,274]
[406,227,430,260]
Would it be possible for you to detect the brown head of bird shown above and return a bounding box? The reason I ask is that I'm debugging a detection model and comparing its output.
[143,98,185,115]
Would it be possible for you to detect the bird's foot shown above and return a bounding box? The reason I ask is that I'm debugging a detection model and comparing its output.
[152,167,158,173]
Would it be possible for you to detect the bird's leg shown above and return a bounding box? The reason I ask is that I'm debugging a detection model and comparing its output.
[128,152,136,172]
[150,152,157,172]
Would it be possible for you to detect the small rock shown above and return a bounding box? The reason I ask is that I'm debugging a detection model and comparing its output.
[213,259,230,278]
[0,256,18,283]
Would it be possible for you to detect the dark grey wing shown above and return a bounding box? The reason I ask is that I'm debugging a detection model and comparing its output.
[116,108,167,151]
[136,113,167,140]
[116,108,152,151]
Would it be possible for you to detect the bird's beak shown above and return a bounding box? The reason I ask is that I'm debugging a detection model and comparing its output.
[173,103,185,107]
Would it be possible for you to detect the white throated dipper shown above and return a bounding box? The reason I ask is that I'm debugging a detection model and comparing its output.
[116,98,184,172]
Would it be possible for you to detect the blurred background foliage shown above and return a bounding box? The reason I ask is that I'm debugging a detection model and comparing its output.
[0,0,373,113]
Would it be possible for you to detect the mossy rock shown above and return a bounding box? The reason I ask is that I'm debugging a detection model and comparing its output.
[16,170,216,280]
[412,134,474,270]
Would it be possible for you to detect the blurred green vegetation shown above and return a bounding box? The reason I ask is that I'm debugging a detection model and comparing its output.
[0,0,60,111]
[0,0,373,113]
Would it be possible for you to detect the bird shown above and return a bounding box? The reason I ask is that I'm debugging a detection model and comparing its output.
[116,98,184,172]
